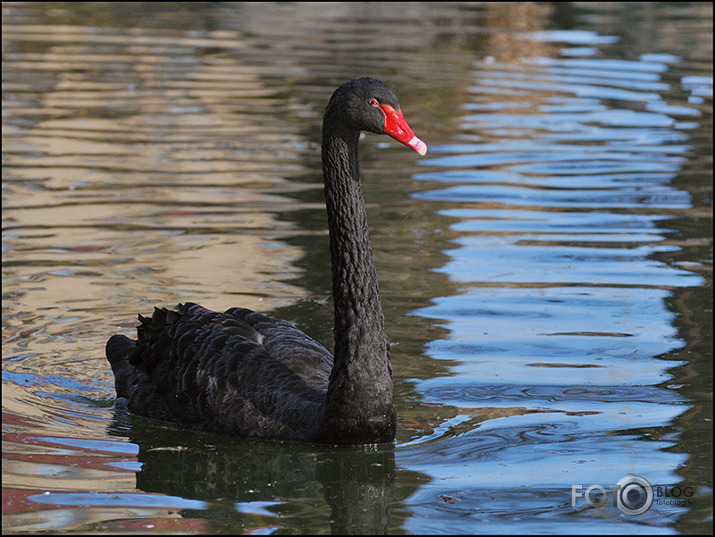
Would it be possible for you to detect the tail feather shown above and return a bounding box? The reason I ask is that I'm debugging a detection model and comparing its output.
[106,304,190,403]
[106,333,140,400]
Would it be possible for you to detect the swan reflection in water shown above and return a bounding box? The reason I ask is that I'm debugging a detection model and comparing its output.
[106,414,423,533]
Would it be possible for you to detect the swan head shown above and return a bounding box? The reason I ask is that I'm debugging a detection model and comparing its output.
[326,77,427,156]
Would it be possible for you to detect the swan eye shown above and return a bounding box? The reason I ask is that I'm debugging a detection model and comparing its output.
[368,98,379,106]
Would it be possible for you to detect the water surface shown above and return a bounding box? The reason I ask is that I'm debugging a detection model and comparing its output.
[2,2,712,534]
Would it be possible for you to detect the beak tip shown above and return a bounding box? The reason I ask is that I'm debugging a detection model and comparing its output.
[409,136,428,156]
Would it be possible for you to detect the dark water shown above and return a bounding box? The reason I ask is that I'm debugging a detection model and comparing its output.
[2,2,712,534]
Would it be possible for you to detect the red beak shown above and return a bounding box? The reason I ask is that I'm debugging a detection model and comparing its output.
[377,104,427,156]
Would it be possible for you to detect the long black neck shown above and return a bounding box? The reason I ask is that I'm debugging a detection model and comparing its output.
[317,120,395,445]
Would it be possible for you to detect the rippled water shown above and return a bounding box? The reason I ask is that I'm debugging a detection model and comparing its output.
[3,2,712,534]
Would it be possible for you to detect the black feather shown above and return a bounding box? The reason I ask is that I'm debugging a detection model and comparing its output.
[106,78,421,445]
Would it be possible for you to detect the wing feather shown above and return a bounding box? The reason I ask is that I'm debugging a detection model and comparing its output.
[106,302,334,440]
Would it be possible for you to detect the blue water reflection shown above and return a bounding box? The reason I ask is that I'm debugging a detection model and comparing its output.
[419,286,685,383]
[404,30,703,530]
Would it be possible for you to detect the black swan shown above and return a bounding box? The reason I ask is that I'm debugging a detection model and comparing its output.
[106,77,427,445]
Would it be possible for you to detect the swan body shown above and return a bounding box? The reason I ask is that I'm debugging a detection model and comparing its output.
[106,78,426,445]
